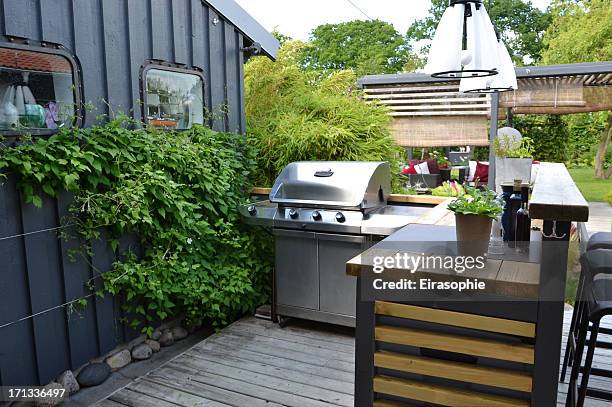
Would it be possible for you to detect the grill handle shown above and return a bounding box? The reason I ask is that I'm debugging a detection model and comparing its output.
[314,170,334,177]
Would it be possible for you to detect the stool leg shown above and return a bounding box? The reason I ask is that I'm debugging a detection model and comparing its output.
[567,305,589,407]
[578,320,600,407]
[562,274,586,382]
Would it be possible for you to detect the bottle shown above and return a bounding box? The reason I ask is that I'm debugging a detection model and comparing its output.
[500,183,514,241]
[508,179,523,248]
[521,185,531,241]
[516,202,529,246]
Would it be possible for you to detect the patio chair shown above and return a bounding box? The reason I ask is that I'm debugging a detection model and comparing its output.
[561,232,612,383]
[566,248,612,406]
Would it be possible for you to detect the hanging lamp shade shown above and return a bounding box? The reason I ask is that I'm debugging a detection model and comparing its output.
[461,35,517,93]
[424,3,464,77]
[425,0,500,79]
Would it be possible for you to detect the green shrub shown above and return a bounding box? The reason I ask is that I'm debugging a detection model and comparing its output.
[244,41,405,191]
[605,190,612,206]
[0,120,272,332]
[511,115,567,162]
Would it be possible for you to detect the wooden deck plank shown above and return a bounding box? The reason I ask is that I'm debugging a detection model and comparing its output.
[127,379,232,407]
[235,317,355,346]
[97,314,612,407]
[193,333,355,373]
[182,348,353,394]
[196,330,355,364]
[224,321,354,353]
[171,357,354,405]
[153,363,347,407]
[187,343,355,382]
[144,373,284,407]
[109,388,183,407]
[95,400,129,407]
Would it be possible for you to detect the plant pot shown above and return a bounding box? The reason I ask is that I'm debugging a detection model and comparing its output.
[455,214,492,257]
[439,168,451,182]
[495,157,532,192]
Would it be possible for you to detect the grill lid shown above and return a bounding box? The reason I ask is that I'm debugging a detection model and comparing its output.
[269,161,390,209]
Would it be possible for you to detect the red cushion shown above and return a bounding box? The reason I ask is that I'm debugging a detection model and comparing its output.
[402,164,417,174]
[474,161,489,182]
[408,159,422,166]
[426,159,440,175]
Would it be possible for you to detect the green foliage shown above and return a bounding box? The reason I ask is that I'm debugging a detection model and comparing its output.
[493,133,534,158]
[0,121,272,329]
[605,190,612,206]
[300,20,415,76]
[429,150,450,168]
[542,0,612,64]
[448,187,503,219]
[244,41,405,191]
[431,181,467,197]
[511,116,568,161]
[408,0,551,64]
[564,112,610,167]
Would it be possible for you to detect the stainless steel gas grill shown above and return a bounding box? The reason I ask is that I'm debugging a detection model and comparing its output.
[240,161,430,327]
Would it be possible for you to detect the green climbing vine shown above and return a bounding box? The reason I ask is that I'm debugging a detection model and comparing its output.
[0,118,272,333]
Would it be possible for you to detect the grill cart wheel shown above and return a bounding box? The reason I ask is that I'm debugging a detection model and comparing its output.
[278,316,290,328]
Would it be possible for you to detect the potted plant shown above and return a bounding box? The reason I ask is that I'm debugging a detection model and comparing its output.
[430,151,451,182]
[448,187,503,256]
[493,133,534,191]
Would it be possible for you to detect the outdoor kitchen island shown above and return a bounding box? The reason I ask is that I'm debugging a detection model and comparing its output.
[347,163,589,407]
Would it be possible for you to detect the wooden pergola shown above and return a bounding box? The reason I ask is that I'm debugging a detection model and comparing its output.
[358,61,612,188]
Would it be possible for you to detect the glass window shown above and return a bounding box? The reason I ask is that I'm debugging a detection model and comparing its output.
[144,68,205,130]
[0,46,77,132]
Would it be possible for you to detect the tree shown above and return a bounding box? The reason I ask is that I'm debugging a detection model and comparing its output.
[542,0,612,179]
[541,0,612,64]
[407,0,551,64]
[300,20,415,76]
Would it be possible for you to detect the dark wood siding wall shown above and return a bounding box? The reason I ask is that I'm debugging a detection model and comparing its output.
[0,0,246,133]
[0,0,248,385]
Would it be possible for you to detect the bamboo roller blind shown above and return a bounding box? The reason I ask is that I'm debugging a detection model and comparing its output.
[364,83,490,147]
[365,72,611,147]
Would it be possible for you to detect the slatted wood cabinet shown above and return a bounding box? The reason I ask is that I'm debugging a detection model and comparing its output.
[348,163,589,407]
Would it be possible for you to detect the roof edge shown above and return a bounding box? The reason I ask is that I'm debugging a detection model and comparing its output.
[204,0,279,60]
[358,61,612,87]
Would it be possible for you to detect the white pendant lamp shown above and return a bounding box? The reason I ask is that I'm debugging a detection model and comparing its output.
[461,34,517,93]
[425,0,500,79]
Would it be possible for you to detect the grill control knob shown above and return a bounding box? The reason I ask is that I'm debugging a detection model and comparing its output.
[335,212,346,223]
[247,205,257,216]
[312,211,322,221]
[289,209,299,219]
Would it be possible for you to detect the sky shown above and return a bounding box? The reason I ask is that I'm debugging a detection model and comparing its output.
[234,0,553,41]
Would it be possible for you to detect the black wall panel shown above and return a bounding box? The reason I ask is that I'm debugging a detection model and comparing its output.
[0,0,248,385]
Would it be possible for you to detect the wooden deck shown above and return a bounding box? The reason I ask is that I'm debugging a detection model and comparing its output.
[98,313,612,407]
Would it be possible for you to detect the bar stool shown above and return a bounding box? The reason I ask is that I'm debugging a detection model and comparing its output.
[566,249,612,407]
[587,232,612,251]
[561,232,612,382]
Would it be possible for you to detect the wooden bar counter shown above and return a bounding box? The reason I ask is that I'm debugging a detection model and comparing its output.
[348,163,589,407]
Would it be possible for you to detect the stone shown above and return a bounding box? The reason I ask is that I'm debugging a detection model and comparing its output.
[171,326,188,341]
[76,363,110,387]
[34,382,65,406]
[158,329,174,347]
[145,339,161,352]
[105,349,131,370]
[150,329,162,341]
[56,370,79,394]
[131,343,153,360]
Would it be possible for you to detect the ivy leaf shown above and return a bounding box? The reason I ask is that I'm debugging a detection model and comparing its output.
[31,195,43,208]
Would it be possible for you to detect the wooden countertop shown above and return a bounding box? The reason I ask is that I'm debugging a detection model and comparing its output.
[529,162,589,222]
[346,198,541,299]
